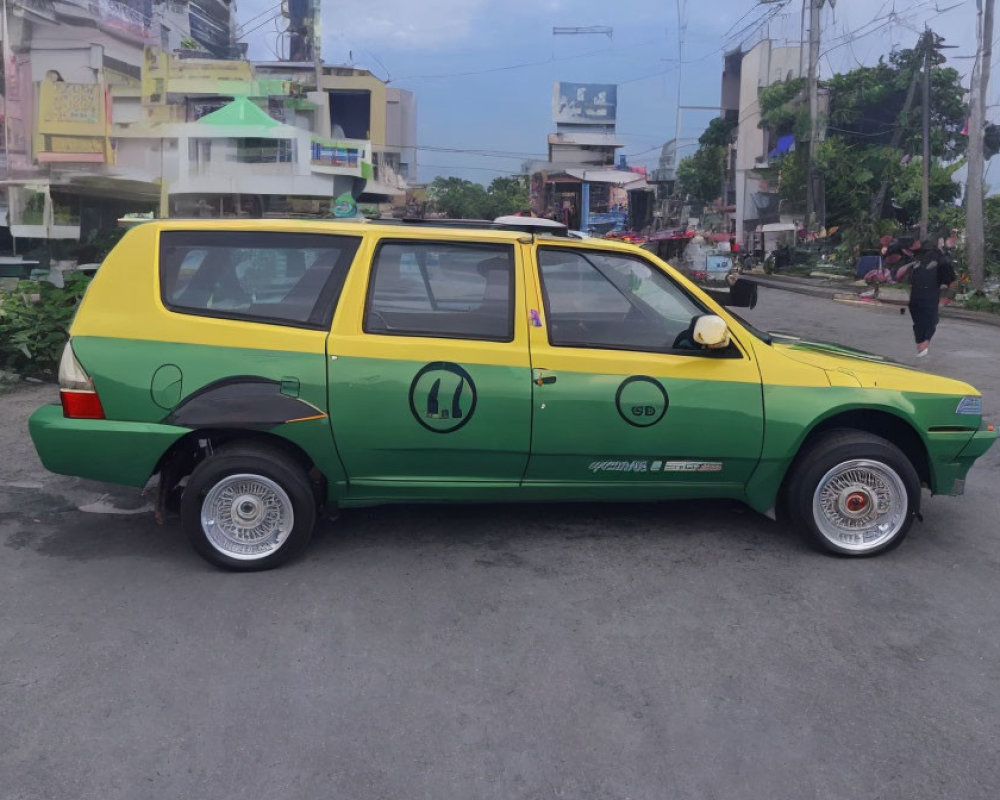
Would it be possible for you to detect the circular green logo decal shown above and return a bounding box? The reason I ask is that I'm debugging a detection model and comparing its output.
[409,362,478,433]
[615,376,668,427]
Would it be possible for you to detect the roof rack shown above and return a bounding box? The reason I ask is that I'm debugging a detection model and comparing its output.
[375,216,571,236]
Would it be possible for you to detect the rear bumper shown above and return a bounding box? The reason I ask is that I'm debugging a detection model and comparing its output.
[929,425,998,496]
[29,404,190,488]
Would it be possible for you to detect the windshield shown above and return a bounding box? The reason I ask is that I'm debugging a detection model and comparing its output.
[724,309,772,345]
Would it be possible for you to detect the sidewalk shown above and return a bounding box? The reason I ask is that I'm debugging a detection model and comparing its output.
[749,273,1000,329]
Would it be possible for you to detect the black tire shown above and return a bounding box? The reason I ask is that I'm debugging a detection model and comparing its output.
[785,429,920,557]
[180,443,317,571]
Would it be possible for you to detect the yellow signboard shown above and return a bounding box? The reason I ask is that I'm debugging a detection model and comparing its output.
[34,79,111,163]
[142,48,256,104]
[36,81,107,136]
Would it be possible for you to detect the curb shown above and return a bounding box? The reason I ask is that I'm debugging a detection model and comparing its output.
[750,276,1000,329]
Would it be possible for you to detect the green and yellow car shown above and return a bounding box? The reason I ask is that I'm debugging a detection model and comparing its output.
[29,219,996,569]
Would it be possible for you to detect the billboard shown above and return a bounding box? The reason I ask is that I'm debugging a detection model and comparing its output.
[34,80,110,164]
[553,82,617,125]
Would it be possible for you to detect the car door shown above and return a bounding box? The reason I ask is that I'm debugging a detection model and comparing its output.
[326,233,532,498]
[523,242,764,497]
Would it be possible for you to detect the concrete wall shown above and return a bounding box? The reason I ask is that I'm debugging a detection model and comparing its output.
[733,40,802,241]
[385,88,417,179]
[549,145,615,166]
[321,72,387,146]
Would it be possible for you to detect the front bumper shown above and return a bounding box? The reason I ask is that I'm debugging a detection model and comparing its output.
[29,404,190,488]
[929,424,998,496]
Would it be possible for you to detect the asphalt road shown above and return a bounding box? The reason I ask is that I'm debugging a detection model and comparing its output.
[2,288,999,800]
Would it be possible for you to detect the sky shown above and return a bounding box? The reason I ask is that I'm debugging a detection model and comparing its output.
[235,0,989,185]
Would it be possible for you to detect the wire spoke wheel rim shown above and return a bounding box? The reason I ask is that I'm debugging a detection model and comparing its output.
[812,459,908,552]
[200,474,294,560]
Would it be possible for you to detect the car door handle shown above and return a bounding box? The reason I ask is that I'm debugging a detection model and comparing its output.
[532,369,557,386]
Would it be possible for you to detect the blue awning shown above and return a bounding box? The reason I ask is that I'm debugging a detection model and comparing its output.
[768,134,796,158]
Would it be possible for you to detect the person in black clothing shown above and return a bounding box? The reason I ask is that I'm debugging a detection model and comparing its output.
[891,240,957,357]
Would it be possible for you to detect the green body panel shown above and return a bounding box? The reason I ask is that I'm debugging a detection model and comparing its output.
[957,426,999,460]
[72,337,328,423]
[29,404,188,487]
[336,481,741,507]
[743,386,986,512]
[69,336,348,490]
[273,417,350,498]
[525,371,763,492]
[933,426,1000,495]
[328,356,532,492]
[35,338,994,512]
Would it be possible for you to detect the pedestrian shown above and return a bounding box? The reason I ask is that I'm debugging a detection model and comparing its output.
[892,239,957,357]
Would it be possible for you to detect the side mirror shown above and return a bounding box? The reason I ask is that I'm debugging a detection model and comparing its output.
[703,278,758,309]
[693,314,731,349]
[729,277,758,308]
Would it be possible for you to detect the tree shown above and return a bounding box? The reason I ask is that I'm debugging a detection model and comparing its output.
[427,175,529,219]
[482,175,530,219]
[428,177,490,218]
[754,35,968,246]
[698,116,738,147]
[675,115,738,211]
[676,145,726,207]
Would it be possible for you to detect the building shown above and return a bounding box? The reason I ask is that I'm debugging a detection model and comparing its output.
[723,39,804,247]
[253,62,417,205]
[529,81,650,232]
[1,0,253,242]
[0,1,414,250]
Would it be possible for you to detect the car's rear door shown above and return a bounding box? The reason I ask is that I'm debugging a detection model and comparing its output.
[522,241,764,497]
[326,232,532,499]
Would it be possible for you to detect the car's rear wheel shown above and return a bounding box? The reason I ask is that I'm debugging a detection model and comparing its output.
[786,430,920,556]
[180,444,316,570]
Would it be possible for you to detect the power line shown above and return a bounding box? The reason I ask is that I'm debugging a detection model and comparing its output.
[235,2,283,34]
[394,36,663,81]
[239,12,284,40]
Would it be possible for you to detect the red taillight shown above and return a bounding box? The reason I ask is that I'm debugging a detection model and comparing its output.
[58,341,105,419]
[60,389,105,419]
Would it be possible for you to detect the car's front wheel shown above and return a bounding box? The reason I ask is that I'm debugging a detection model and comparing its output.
[180,444,317,570]
[787,430,920,556]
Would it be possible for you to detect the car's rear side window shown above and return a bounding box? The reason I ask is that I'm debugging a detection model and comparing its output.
[364,240,515,342]
[159,230,361,329]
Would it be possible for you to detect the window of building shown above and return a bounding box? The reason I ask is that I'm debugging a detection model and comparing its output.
[365,241,515,342]
[537,247,715,354]
[160,231,361,329]
[329,90,371,140]
[235,138,295,163]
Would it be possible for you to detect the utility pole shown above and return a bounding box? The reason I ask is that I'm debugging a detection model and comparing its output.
[920,28,931,241]
[799,0,807,78]
[967,0,995,292]
[312,0,323,91]
[672,0,685,175]
[805,0,823,232]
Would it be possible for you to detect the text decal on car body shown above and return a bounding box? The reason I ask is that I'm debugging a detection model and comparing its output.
[588,460,723,474]
[409,362,478,434]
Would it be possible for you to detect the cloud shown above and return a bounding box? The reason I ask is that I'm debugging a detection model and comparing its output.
[233,0,492,54]
[340,1,489,49]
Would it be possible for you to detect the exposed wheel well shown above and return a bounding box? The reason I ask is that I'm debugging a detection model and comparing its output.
[778,410,931,510]
[152,430,326,520]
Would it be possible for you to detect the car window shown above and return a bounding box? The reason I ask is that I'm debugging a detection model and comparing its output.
[365,241,515,341]
[160,231,361,329]
[537,247,711,353]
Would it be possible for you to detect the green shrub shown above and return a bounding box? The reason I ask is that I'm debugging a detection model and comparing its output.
[0,272,92,376]
[962,294,1000,315]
